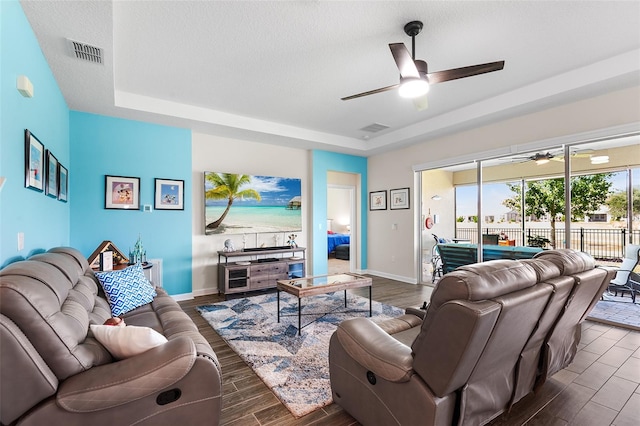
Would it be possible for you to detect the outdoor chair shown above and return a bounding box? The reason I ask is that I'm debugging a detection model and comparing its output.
[482,233,500,245]
[431,234,444,283]
[608,244,640,303]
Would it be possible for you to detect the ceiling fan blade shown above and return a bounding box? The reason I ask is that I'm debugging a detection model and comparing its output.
[413,94,428,111]
[341,84,399,101]
[389,43,420,78]
[427,60,505,84]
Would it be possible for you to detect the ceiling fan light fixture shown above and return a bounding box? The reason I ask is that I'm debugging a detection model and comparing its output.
[535,158,550,165]
[398,77,429,98]
[590,155,609,164]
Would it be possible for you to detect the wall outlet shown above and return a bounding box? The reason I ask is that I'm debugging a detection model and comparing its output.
[391,255,396,262]
[17,232,24,251]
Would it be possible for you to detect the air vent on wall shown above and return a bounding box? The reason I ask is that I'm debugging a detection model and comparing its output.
[67,39,103,64]
[359,123,390,133]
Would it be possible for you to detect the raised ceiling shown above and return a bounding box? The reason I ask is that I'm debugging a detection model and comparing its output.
[21,1,640,156]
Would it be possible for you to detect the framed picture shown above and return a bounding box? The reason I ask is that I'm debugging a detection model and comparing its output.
[24,129,45,192]
[105,175,140,210]
[58,164,68,202]
[155,178,184,210]
[204,171,301,235]
[369,190,387,211]
[100,251,113,271]
[45,150,58,198]
[390,187,410,210]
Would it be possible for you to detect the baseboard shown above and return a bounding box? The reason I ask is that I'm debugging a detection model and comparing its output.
[170,292,195,302]
[168,287,219,301]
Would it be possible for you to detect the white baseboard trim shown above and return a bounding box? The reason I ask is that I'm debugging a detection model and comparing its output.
[364,269,417,284]
[169,288,219,301]
[170,292,194,302]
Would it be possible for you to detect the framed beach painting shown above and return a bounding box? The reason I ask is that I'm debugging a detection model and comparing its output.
[24,129,45,192]
[45,150,58,198]
[204,171,302,235]
[105,175,140,210]
[155,178,184,210]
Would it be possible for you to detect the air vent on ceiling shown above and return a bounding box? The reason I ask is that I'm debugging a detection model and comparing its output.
[67,39,103,64]
[360,123,390,133]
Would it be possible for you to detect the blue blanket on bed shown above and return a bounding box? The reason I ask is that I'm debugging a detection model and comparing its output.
[328,233,350,254]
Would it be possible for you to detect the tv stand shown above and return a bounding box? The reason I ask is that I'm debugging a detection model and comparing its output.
[217,247,306,296]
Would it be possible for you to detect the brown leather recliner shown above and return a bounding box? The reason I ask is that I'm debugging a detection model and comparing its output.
[0,247,223,425]
[329,249,613,426]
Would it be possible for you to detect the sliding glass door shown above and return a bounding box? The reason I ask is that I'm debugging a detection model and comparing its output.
[418,135,640,285]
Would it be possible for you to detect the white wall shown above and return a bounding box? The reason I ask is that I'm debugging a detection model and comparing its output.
[368,85,640,283]
[191,132,310,296]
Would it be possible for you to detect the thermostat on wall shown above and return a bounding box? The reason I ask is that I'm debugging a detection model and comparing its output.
[142,205,152,212]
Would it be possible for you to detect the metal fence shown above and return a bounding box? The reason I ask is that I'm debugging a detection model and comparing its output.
[455,227,640,261]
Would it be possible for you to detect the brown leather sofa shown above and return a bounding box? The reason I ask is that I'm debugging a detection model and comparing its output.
[329,249,614,426]
[0,247,222,426]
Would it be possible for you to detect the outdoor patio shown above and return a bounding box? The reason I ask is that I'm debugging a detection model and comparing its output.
[588,293,640,330]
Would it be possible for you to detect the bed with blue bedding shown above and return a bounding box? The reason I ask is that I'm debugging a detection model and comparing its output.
[328,233,350,254]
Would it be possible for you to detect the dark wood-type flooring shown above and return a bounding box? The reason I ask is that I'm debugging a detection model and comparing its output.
[179,276,640,426]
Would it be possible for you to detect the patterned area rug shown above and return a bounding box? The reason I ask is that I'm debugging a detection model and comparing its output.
[197,291,404,418]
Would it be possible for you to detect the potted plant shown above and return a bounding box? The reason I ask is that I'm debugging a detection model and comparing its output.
[527,234,551,248]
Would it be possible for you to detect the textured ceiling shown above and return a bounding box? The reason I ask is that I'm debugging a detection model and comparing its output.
[21,1,640,156]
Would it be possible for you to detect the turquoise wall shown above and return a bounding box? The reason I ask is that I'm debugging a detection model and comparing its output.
[70,112,193,295]
[0,0,70,265]
[312,150,367,274]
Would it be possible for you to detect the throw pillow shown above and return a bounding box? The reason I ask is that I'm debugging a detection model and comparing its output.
[95,263,157,316]
[90,324,168,359]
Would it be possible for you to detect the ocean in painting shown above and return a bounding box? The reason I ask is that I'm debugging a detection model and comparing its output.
[205,205,302,234]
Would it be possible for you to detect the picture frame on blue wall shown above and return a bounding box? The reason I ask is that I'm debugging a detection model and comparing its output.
[58,164,68,202]
[105,175,140,210]
[45,150,58,199]
[24,129,45,192]
[154,178,184,210]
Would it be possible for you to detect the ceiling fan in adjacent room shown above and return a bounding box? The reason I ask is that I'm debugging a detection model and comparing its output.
[341,20,505,110]
[512,149,594,165]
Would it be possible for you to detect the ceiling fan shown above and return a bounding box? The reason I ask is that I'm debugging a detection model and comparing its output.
[341,21,505,109]
[513,149,594,165]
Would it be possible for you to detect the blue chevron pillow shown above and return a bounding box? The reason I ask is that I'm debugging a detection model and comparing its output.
[95,263,157,316]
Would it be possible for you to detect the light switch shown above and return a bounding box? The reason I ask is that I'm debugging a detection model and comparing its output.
[17,232,24,251]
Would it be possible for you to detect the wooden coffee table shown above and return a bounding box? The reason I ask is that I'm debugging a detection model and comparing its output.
[276,273,372,335]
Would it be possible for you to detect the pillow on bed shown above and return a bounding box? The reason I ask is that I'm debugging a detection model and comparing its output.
[94,263,156,316]
[90,324,167,359]
[327,230,335,234]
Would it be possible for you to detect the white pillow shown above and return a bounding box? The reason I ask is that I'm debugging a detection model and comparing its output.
[90,324,168,359]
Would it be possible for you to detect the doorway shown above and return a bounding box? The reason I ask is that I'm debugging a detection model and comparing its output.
[328,173,357,274]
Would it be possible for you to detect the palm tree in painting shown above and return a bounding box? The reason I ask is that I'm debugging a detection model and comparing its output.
[205,173,261,229]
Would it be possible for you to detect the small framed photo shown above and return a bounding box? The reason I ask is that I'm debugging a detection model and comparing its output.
[390,187,410,210]
[105,175,140,210]
[24,129,45,192]
[45,150,58,198]
[155,178,184,210]
[100,251,113,271]
[369,190,387,211]
[58,164,68,202]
